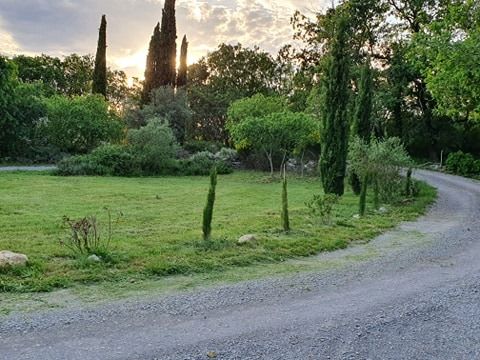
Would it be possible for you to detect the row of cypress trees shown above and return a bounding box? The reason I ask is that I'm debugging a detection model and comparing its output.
[142,0,188,104]
[90,1,189,104]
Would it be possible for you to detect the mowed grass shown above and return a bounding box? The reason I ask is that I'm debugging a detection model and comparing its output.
[0,171,436,293]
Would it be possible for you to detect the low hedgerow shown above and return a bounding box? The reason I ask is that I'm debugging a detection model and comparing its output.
[56,118,234,177]
[56,145,233,177]
[445,151,480,176]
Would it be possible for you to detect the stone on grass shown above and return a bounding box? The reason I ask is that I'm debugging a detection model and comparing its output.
[238,234,256,244]
[87,254,102,263]
[0,250,28,268]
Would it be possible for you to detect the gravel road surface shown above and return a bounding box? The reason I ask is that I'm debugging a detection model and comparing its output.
[1,170,479,360]
[0,166,56,172]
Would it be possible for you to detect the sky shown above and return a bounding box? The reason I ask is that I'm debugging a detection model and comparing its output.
[0,0,328,80]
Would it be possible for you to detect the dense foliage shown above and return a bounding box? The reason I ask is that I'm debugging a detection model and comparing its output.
[41,95,123,154]
[228,109,319,176]
[445,151,480,177]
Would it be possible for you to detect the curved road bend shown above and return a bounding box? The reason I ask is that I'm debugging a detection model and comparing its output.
[1,170,479,359]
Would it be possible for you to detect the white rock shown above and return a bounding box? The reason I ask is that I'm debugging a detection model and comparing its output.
[378,207,389,214]
[238,234,256,244]
[87,254,102,263]
[353,214,361,219]
[0,250,28,268]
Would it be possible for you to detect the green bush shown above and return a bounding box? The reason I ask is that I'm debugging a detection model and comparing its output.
[183,140,222,154]
[445,151,480,176]
[305,194,339,225]
[57,120,234,177]
[56,145,140,176]
[215,147,239,164]
[41,95,124,154]
[179,151,233,176]
[127,118,179,175]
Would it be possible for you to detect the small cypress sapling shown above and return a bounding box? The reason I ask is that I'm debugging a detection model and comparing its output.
[405,168,413,197]
[373,178,380,210]
[281,167,290,232]
[359,175,368,216]
[202,166,217,242]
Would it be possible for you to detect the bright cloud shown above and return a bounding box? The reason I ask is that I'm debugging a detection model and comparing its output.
[0,0,330,79]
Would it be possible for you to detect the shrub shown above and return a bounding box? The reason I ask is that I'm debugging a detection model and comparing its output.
[41,95,123,154]
[56,145,140,176]
[56,154,109,176]
[183,140,222,154]
[445,151,480,176]
[61,209,120,256]
[128,118,179,175]
[349,137,413,210]
[178,151,233,176]
[215,147,238,164]
[306,194,339,225]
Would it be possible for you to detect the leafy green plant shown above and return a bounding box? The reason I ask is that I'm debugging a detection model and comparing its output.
[349,137,412,213]
[305,193,339,225]
[179,152,233,176]
[128,117,179,175]
[56,144,140,176]
[445,151,480,176]
[202,166,217,243]
[40,94,123,154]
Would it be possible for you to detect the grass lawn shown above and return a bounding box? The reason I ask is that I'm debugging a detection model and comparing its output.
[0,171,436,293]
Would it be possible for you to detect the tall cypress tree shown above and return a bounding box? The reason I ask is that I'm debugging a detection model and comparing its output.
[92,15,107,97]
[350,60,374,194]
[142,23,161,104]
[158,0,177,87]
[177,35,188,87]
[320,15,350,196]
[353,60,373,141]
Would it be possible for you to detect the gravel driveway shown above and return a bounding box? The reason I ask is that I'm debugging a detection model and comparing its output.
[1,169,479,360]
[0,166,56,172]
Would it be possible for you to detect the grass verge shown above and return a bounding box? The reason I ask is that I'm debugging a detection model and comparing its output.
[0,171,436,293]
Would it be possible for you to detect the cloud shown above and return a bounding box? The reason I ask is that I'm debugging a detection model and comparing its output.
[0,18,21,56]
[0,0,330,78]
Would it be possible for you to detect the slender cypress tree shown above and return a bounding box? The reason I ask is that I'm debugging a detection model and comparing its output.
[158,0,177,87]
[359,174,368,216]
[281,169,290,232]
[320,15,350,196]
[177,35,188,87]
[92,15,107,97]
[350,60,374,194]
[353,61,373,141]
[142,23,161,104]
[203,166,217,242]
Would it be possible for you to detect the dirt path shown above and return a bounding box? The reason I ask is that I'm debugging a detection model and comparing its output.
[1,170,479,360]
